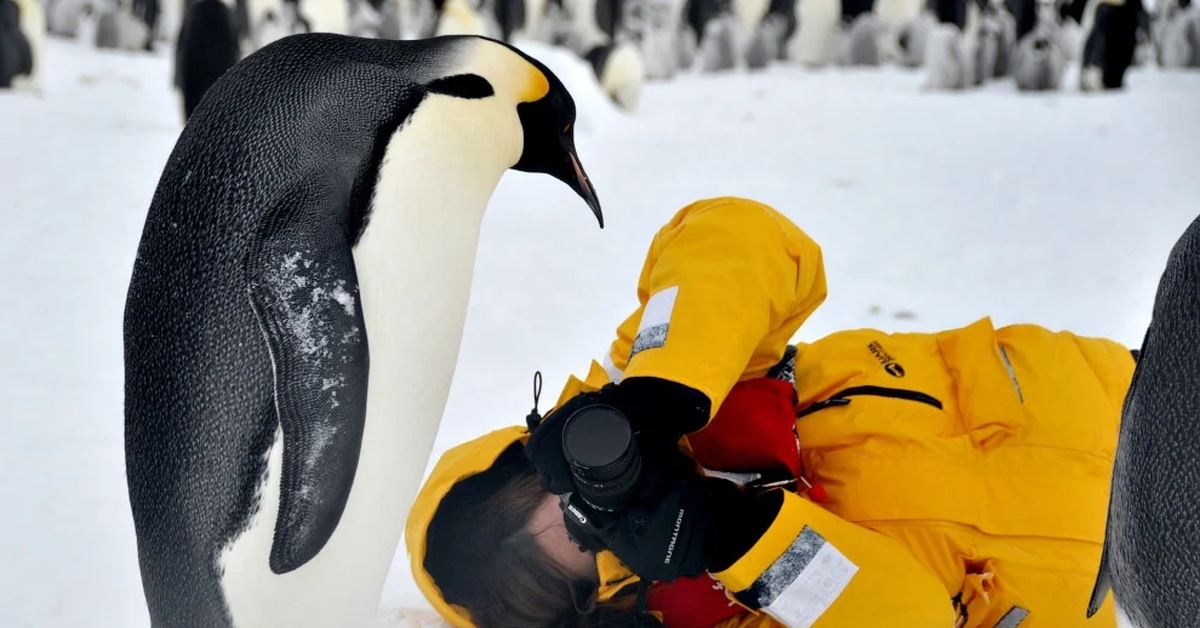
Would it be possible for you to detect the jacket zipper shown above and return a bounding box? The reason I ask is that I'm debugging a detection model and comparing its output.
[795,385,944,419]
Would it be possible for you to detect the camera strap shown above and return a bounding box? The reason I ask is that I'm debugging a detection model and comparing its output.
[524,370,544,431]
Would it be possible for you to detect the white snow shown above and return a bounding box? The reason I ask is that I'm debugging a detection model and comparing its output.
[1,35,1198,628]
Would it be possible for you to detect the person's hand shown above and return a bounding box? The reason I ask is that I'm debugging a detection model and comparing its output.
[524,377,710,496]
[559,449,782,583]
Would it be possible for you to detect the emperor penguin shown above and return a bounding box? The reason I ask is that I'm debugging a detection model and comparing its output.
[124,33,603,628]
[174,0,241,122]
[434,0,490,35]
[4,0,42,92]
[874,0,925,60]
[584,39,645,110]
[1087,212,1200,628]
[1157,0,1200,67]
[1078,0,1143,89]
[296,0,350,33]
[1010,0,1066,89]
[790,0,842,66]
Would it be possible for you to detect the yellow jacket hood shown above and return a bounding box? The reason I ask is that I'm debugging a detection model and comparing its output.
[405,425,530,628]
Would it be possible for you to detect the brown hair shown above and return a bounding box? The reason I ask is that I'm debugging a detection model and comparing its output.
[424,444,661,627]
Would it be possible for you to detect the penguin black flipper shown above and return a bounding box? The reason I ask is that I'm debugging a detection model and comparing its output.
[1089,325,1147,617]
[1088,523,1113,616]
[245,181,371,575]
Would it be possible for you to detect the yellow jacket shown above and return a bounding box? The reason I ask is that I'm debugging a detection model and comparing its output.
[406,197,1135,628]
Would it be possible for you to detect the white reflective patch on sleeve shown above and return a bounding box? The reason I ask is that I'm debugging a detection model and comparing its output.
[756,529,858,628]
[630,286,678,358]
[601,351,624,384]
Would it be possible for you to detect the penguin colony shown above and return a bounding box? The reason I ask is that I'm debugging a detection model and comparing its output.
[14,0,1200,105]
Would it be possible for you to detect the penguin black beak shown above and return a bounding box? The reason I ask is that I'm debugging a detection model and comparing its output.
[562,140,604,228]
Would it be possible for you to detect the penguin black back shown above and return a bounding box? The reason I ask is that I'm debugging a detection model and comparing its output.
[175,0,241,120]
[1089,213,1200,626]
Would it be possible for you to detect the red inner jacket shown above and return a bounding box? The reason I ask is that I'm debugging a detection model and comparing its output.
[647,377,802,627]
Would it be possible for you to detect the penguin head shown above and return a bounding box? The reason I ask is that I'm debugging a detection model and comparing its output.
[509,50,604,228]
[439,37,603,227]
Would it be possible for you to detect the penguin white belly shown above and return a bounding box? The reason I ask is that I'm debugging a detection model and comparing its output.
[435,0,487,36]
[158,0,182,40]
[519,0,547,39]
[219,87,523,628]
[733,0,770,47]
[790,0,840,66]
[874,0,924,59]
[601,41,646,110]
[249,0,293,50]
[11,0,44,93]
[299,0,349,34]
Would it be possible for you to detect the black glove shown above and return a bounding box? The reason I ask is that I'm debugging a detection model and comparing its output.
[525,376,711,496]
[560,448,785,583]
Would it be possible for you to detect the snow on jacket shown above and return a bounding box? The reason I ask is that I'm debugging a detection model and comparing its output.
[406,196,1134,628]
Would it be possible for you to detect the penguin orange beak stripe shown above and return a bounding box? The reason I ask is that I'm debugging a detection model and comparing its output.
[567,149,603,229]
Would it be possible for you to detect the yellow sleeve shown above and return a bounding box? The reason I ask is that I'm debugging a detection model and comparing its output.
[604,197,828,419]
[712,491,956,628]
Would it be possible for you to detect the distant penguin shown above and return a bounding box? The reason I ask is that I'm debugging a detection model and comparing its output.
[978,0,1016,76]
[698,10,739,70]
[156,0,182,40]
[836,11,882,64]
[489,0,526,40]
[435,0,488,34]
[1079,0,1143,90]
[1057,14,1083,58]
[373,0,404,37]
[47,0,86,36]
[584,39,645,109]
[744,11,788,67]
[1087,213,1200,628]
[683,0,725,47]
[297,0,350,32]
[629,0,685,79]
[0,0,33,89]
[175,0,240,122]
[131,0,160,47]
[1011,25,1066,88]
[873,0,924,60]
[95,0,153,49]
[241,0,294,51]
[790,0,841,66]
[5,0,41,92]
[744,0,797,68]
[1158,0,1200,66]
[896,11,936,66]
[922,21,969,86]
[124,33,603,628]
[732,0,770,47]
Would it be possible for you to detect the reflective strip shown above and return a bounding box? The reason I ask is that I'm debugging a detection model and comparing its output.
[600,351,624,384]
[997,346,1025,403]
[630,286,678,358]
[994,606,1029,628]
[735,526,858,628]
[700,468,763,486]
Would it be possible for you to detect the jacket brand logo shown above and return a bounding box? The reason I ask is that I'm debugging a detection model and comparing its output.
[867,341,906,378]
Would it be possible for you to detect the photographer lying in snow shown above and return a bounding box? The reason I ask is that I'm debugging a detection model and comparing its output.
[405,197,1135,628]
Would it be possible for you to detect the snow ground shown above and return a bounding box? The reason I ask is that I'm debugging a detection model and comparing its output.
[0,35,1197,628]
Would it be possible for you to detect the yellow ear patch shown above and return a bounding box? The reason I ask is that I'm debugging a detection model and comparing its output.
[520,66,551,104]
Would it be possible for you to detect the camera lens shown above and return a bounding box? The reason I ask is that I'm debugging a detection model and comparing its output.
[561,405,642,511]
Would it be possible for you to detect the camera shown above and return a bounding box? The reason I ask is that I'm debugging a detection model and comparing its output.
[560,404,643,512]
